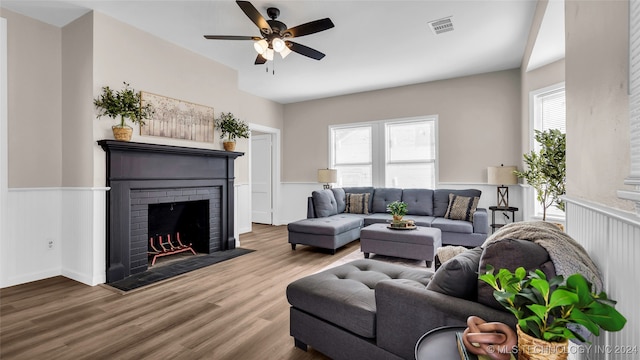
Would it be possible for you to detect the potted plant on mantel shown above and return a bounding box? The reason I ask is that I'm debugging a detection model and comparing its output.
[480,266,626,360]
[93,82,154,141]
[514,129,566,221]
[215,112,250,151]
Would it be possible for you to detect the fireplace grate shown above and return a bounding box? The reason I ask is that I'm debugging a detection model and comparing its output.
[148,232,197,266]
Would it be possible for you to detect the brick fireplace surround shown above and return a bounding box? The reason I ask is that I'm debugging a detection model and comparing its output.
[98,140,243,283]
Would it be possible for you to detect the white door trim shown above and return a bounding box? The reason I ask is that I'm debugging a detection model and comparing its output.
[1,18,9,287]
[249,123,282,225]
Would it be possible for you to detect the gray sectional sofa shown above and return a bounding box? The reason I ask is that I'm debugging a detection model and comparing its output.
[287,187,488,253]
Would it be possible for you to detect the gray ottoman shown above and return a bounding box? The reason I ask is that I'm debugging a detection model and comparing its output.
[286,259,433,358]
[360,223,442,267]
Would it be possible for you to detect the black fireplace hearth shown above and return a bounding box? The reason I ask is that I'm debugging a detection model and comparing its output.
[99,140,243,283]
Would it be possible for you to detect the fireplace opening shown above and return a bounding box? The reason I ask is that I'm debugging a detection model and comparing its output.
[148,200,210,261]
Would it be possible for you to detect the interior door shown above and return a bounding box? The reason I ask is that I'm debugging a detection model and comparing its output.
[251,134,272,224]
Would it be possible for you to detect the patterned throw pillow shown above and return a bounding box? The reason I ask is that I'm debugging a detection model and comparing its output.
[444,194,479,222]
[345,193,370,214]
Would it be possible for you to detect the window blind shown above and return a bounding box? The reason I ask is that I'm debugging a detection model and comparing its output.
[630,0,640,177]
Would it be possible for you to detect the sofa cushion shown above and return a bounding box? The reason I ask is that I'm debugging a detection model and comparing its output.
[408,215,436,227]
[287,215,363,236]
[343,187,375,211]
[433,189,482,217]
[431,218,473,233]
[371,188,403,213]
[426,247,482,300]
[312,189,338,218]
[362,212,392,226]
[477,238,552,310]
[444,194,479,222]
[331,188,346,213]
[401,189,434,216]
[345,193,370,214]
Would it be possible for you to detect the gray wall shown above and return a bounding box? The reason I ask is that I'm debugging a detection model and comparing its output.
[282,69,522,184]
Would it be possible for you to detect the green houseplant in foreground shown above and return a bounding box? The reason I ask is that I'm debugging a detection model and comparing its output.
[479,266,626,346]
[93,82,154,141]
[386,201,408,222]
[514,129,566,221]
[215,112,250,151]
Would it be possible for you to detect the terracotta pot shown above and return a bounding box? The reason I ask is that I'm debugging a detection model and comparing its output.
[223,141,236,151]
[112,125,133,141]
[516,325,568,360]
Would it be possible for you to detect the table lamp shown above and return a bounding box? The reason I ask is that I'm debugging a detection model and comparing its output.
[487,165,517,208]
[318,169,337,189]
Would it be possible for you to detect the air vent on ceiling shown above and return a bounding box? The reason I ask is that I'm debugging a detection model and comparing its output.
[428,17,454,35]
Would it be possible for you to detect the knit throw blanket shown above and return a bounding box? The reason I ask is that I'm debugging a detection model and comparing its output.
[482,221,603,292]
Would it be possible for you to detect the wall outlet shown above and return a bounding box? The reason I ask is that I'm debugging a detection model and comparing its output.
[47,239,54,249]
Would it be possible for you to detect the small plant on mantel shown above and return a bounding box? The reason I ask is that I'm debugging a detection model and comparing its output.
[215,112,250,151]
[93,82,154,141]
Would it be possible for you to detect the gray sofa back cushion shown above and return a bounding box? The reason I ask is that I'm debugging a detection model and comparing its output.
[343,187,375,211]
[433,189,482,217]
[331,188,346,213]
[477,238,552,310]
[401,189,434,215]
[371,188,403,213]
[312,189,338,218]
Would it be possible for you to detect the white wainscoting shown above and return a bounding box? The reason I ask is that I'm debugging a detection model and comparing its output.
[565,197,640,360]
[1,188,108,288]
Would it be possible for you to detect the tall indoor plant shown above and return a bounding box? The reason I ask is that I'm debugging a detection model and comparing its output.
[480,266,626,360]
[514,129,566,221]
[215,112,250,151]
[93,82,154,141]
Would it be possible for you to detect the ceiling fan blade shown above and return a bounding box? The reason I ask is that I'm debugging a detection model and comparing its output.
[286,41,326,60]
[254,54,267,65]
[285,18,334,38]
[236,1,272,33]
[204,35,262,40]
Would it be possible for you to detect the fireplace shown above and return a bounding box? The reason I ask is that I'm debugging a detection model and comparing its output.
[99,140,242,283]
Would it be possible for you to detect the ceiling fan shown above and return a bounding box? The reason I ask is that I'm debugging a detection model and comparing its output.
[204,1,335,64]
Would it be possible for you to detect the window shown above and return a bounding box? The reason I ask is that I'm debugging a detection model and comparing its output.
[531,84,566,219]
[330,117,437,188]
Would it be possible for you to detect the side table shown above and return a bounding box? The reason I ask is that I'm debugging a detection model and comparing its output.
[415,326,466,360]
[489,206,518,234]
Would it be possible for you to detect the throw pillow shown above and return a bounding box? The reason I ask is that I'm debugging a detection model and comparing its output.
[426,247,483,300]
[312,190,338,218]
[345,193,370,214]
[444,194,479,222]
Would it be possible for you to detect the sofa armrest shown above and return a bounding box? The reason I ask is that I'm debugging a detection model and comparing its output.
[307,197,316,218]
[473,208,489,234]
[375,280,515,360]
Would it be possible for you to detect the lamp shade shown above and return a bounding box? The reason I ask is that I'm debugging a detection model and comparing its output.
[317,169,337,184]
[487,165,517,185]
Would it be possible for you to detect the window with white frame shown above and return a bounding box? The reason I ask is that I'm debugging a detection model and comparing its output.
[330,117,437,188]
[531,84,566,219]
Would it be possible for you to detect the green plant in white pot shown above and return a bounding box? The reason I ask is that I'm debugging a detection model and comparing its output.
[215,112,250,151]
[514,129,566,221]
[93,82,154,141]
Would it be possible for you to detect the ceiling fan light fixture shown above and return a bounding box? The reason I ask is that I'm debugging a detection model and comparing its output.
[264,48,274,61]
[279,46,292,59]
[253,39,268,54]
[272,37,286,52]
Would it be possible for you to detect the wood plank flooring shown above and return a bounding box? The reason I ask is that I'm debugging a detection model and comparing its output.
[0,224,362,360]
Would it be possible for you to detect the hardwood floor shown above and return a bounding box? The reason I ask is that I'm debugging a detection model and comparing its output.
[0,224,362,360]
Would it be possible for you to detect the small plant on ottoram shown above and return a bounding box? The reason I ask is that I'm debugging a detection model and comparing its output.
[386,201,408,218]
[93,82,154,128]
[479,266,626,343]
[214,112,250,142]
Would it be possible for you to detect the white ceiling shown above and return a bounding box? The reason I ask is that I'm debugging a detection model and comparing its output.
[1,0,564,104]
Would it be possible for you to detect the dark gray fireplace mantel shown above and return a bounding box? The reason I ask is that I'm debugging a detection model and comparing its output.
[98,140,243,283]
